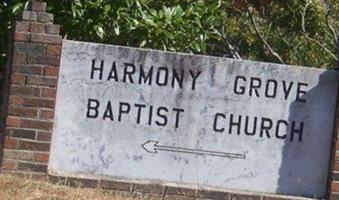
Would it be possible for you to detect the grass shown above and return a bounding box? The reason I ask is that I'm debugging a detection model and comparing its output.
[0,174,144,200]
[0,174,315,200]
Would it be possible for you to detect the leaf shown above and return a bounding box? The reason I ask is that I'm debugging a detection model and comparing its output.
[12,3,22,14]
[114,26,120,36]
[95,25,104,39]
[173,6,184,19]
[162,29,173,39]
[140,40,147,47]
[144,18,156,26]
[104,4,111,14]
[191,42,201,52]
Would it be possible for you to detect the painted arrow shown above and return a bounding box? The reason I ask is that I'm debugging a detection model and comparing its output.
[141,140,246,159]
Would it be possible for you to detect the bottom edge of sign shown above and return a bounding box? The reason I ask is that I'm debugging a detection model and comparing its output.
[47,166,315,200]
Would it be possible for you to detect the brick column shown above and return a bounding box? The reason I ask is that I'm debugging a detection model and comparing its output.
[330,92,339,199]
[0,1,61,179]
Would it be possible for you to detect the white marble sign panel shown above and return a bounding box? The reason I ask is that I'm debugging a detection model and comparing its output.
[49,40,338,198]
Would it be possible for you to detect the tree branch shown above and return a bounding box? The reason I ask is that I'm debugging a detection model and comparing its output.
[301,0,311,33]
[326,11,338,47]
[247,7,285,64]
[304,35,338,60]
[301,0,338,62]
[220,26,242,59]
[225,40,242,59]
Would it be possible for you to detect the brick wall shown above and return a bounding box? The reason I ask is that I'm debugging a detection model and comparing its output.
[0,1,338,200]
[329,94,339,200]
[0,1,61,180]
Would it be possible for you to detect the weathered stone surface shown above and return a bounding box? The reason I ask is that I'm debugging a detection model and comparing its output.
[21,11,37,21]
[15,42,46,55]
[17,162,47,173]
[28,1,47,12]
[7,128,36,140]
[36,13,53,23]
[15,21,30,32]
[49,40,339,199]
[45,24,61,35]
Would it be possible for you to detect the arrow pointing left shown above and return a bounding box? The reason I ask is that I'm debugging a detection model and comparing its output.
[141,140,246,159]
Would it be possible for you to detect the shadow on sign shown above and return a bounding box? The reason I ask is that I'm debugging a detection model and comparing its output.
[277,71,338,198]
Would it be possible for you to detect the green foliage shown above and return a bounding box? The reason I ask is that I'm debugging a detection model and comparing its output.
[0,0,338,68]
[0,1,25,66]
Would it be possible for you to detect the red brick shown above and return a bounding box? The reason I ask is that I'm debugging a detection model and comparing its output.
[37,13,53,23]
[27,55,60,66]
[20,119,53,131]
[10,86,40,97]
[30,23,45,33]
[23,98,55,108]
[13,65,43,75]
[8,106,38,118]
[14,32,30,42]
[12,54,26,64]
[9,95,24,105]
[7,129,36,140]
[333,182,339,193]
[4,138,18,149]
[26,76,57,87]
[17,162,47,173]
[15,42,46,55]
[39,109,54,120]
[44,66,58,77]
[198,190,226,199]
[37,131,52,141]
[229,194,260,200]
[34,152,49,163]
[333,171,339,181]
[6,116,20,127]
[4,150,35,161]
[18,140,50,151]
[15,21,30,32]
[29,1,47,12]
[41,88,56,98]
[46,44,61,56]
[335,162,339,171]
[166,187,196,196]
[1,160,17,170]
[262,196,293,200]
[99,180,130,191]
[45,24,60,35]
[10,73,25,85]
[31,33,61,44]
[21,11,37,21]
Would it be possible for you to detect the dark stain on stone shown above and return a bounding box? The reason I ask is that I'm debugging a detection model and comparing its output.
[137,50,148,63]
[118,47,130,59]
[150,51,159,63]
[210,59,216,86]
[133,155,143,161]
[175,88,184,106]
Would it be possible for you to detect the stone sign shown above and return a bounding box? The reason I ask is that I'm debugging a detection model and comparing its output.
[49,40,338,198]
